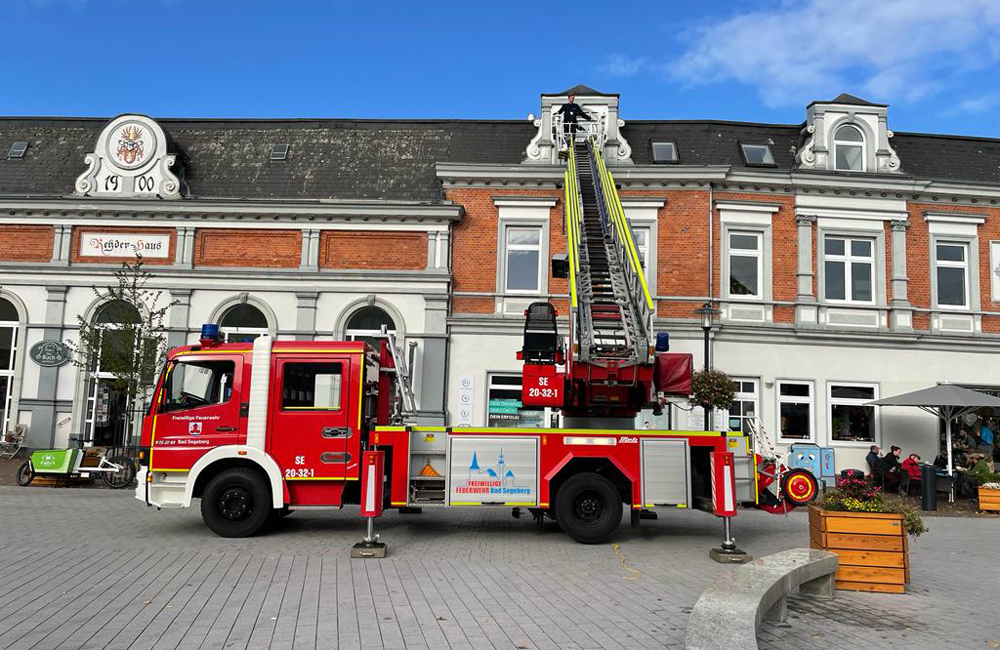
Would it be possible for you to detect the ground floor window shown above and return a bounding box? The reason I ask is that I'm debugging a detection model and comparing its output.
[777,380,813,442]
[486,373,545,428]
[219,303,270,342]
[727,378,759,434]
[829,383,878,443]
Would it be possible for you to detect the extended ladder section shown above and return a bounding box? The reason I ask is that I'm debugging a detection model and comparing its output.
[564,138,654,367]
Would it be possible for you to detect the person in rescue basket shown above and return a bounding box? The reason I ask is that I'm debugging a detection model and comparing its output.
[557,94,593,156]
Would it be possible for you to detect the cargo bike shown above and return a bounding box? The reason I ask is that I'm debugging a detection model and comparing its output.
[16,436,136,489]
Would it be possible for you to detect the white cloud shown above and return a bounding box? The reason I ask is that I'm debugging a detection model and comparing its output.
[951,92,1000,115]
[600,54,647,77]
[671,0,1000,107]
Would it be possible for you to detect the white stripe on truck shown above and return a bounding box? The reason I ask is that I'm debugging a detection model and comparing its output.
[246,335,272,450]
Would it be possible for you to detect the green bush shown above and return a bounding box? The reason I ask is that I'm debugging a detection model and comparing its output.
[690,369,736,411]
[821,477,926,537]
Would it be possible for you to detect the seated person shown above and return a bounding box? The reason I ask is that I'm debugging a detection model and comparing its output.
[954,427,976,450]
[965,457,995,485]
[865,445,881,474]
[879,445,903,490]
[979,419,995,452]
[902,453,922,480]
[934,452,948,470]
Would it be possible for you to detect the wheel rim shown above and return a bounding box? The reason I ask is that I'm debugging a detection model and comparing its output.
[572,489,608,527]
[106,460,132,487]
[219,486,254,521]
[787,473,816,503]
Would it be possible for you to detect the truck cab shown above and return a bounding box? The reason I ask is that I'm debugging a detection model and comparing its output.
[139,329,380,537]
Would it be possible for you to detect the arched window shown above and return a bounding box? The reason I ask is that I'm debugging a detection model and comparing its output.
[0,297,19,434]
[345,306,395,347]
[219,303,269,342]
[86,299,142,447]
[834,125,865,172]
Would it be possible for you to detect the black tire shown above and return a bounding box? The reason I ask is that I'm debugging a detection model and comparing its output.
[554,472,623,544]
[201,468,271,538]
[16,461,33,487]
[102,456,136,489]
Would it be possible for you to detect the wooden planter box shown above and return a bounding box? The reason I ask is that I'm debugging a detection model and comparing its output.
[978,487,1000,512]
[808,505,909,594]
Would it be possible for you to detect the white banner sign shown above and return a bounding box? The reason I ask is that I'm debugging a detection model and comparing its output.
[80,233,170,259]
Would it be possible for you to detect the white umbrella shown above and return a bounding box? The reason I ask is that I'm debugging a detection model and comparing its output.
[869,383,1000,502]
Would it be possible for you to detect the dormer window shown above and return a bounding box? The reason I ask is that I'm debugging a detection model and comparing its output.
[834,125,865,172]
[651,141,678,163]
[740,143,775,166]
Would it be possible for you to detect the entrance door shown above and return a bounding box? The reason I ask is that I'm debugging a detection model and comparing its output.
[86,377,131,447]
[268,357,353,481]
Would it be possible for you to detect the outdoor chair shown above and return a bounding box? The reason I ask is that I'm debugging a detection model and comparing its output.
[898,472,920,496]
[0,424,27,459]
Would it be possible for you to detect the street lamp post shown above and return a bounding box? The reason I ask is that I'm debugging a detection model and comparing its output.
[694,302,720,431]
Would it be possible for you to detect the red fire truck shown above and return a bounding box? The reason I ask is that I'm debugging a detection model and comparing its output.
[135,137,819,542]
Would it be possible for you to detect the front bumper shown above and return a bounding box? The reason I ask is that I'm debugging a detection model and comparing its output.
[135,467,189,509]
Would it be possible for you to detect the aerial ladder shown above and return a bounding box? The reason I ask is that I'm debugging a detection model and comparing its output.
[520,134,689,421]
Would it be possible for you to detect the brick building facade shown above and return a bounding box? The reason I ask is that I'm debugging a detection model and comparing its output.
[2,86,1000,470]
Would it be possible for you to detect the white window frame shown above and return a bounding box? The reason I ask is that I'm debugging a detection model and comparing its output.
[827,382,880,446]
[776,380,814,444]
[631,225,654,290]
[0,314,18,436]
[726,230,763,300]
[727,377,760,434]
[933,240,971,311]
[822,235,875,305]
[833,124,866,172]
[501,224,544,295]
[485,372,548,428]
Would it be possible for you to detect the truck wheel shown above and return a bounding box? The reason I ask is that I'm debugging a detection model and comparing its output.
[201,468,270,538]
[16,461,33,486]
[555,472,622,544]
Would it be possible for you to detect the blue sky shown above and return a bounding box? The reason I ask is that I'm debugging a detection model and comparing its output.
[5,0,1000,137]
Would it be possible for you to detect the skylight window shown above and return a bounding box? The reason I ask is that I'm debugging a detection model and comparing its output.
[651,141,678,163]
[7,142,28,159]
[270,144,289,161]
[740,143,775,166]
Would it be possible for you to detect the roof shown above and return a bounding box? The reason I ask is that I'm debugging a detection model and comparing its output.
[0,117,533,201]
[1,112,999,201]
[545,84,618,97]
[817,93,886,107]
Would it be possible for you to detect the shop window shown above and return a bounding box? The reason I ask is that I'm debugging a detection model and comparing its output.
[829,383,878,443]
[486,373,544,428]
[0,297,18,435]
[219,303,270,342]
[345,306,396,347]
[777,380,813,442]
[824,236,874,303]
[728,378,760,434]
[503,226,542,294]
[282,362,343,410]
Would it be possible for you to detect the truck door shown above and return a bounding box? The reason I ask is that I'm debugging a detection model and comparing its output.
[268,356,353,481]
[150,355,242,472]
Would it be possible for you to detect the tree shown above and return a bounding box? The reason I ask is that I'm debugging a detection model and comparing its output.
[67,259,176,440]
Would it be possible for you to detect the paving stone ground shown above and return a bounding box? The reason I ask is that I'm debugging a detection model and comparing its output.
[0,486,996,650]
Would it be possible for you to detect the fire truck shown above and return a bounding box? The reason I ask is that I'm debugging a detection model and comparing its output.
[136,136,819,542]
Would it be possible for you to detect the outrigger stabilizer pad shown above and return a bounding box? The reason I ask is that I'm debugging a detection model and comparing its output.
[351,539,387,559]
[709,536,752,564]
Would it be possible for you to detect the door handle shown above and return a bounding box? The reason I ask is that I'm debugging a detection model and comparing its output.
[216,426,236,432]
[321,426,352,438]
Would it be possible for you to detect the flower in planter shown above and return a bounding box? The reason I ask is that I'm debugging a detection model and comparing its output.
[690,369,736,412]
[982,482,1000,490]
[821,477,926,537]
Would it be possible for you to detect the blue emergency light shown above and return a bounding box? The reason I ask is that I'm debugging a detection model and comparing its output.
[655,332,670,352]
[200,323,221,344]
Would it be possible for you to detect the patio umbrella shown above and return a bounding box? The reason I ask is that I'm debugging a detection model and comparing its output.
[869,383,1000,502]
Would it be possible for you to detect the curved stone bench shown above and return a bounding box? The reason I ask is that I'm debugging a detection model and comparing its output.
[685,548,838,650]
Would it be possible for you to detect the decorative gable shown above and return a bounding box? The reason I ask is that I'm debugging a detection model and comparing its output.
[795,94,902,175]
[525,85,633,165]
[75,114,184,199]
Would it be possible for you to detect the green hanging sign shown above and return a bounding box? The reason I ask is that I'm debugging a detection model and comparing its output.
[29,340,71,367]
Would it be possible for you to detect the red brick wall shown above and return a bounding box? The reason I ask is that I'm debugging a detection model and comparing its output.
[320,231,427,270]
[0,226,53,262]
[194,229,300,268]
[71,226,175,265]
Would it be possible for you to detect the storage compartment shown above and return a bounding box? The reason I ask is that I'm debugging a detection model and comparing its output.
[640,439,690,507]
[447,436,538,506]
[408,428,447,504]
